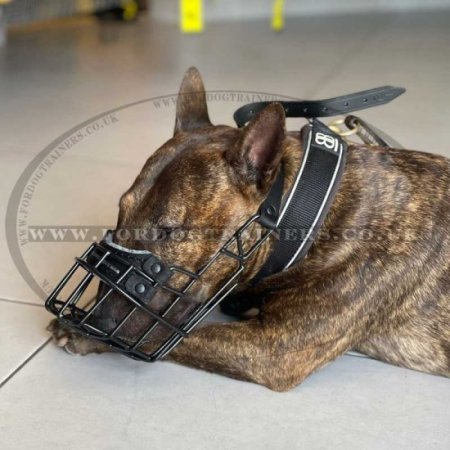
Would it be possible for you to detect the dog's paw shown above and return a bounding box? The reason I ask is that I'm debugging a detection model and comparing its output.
[46,319,108,356]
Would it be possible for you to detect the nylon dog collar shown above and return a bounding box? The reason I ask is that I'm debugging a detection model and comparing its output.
[45,86,405,361]
[253,118,346,282]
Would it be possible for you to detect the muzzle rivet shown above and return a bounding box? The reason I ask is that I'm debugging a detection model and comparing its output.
[152,263,162,274]
[135,283,146,294]
[265,205,276,216]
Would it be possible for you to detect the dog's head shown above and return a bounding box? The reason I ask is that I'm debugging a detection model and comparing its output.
[92,68,288,345]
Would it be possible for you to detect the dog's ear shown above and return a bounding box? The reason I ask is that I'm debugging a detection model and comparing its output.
[228,103,286,190]
[174,67,212,134]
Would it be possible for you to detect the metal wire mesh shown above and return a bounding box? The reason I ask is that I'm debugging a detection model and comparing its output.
[46,215,274,361]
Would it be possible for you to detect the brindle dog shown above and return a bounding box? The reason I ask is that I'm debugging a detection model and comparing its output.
[48,67,450,391]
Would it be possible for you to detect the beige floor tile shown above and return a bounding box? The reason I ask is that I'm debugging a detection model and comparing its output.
[2,157,139,304]
[0,300,51,384]
[0,346,448,449]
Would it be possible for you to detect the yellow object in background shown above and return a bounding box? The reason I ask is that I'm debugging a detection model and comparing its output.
[180,0,203,33]
[271,0,285,31]
[122,0,139,21]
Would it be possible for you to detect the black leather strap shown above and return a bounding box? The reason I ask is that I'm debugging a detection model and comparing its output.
[253,119,347,283]
[257,166,285,230]
[87,231,172,304]
[234,86,405,127]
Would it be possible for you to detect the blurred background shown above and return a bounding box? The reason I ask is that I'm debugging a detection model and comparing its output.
[1,2,449,449]
[1,0,450,152]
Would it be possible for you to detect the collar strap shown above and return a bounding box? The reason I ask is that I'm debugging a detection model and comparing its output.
[253,118,347,283]
[234,86,405,127]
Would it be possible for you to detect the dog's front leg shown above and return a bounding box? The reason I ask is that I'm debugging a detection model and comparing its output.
[168,318,354,392]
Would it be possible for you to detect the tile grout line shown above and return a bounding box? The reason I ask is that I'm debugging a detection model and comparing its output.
[0,338,52,389]
[0,298,45,307]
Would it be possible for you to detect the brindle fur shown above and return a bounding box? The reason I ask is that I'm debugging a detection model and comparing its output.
[48,67,450,391]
